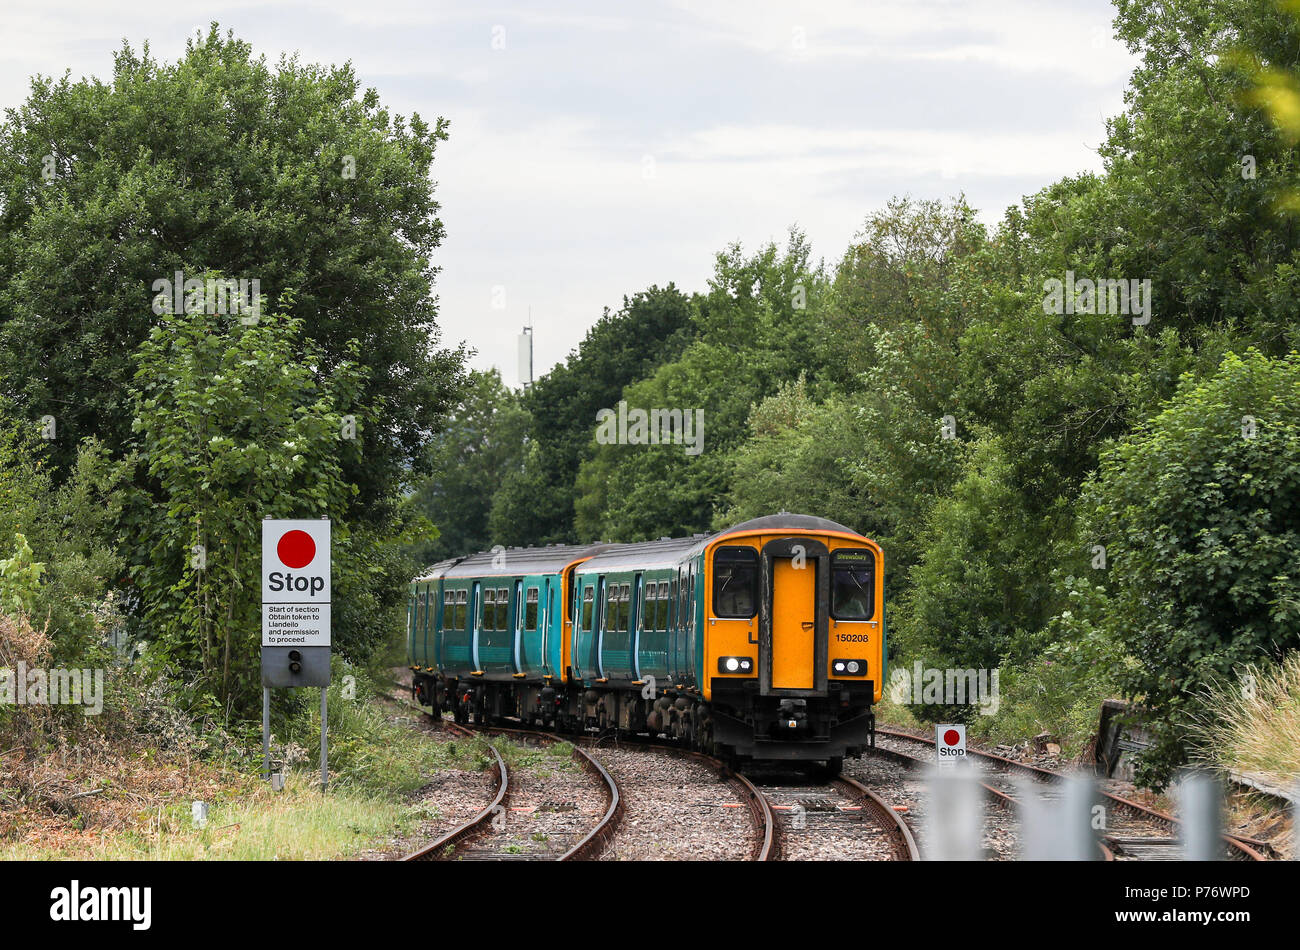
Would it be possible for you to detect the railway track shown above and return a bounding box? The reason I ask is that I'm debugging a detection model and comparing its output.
[399,708,623,861]
[422,717,914,862]
[592,732,777,860]
[871,727,1268,861]
[747,767,919,861]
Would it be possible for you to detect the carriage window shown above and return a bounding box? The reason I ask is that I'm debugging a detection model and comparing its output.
[687,569,695,628]
[713,547,757,619]
[581,587,595,631]
[620,583,631,630]
[496,588,509,631]
[605,584,618,630]
[525,587,539,630]
[482,588,496,631]
[831,550,875,620]
[442,591,453,630]
[454,589,467,629]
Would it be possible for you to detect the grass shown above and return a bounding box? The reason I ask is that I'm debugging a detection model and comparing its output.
[1,770,422,860]
[0,681,494,860]
[487,736,578,775]
[1193,651,1300,780]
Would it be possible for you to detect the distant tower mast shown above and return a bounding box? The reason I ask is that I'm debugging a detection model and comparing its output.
[517,314,533,388]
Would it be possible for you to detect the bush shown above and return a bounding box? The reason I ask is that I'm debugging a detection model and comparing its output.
[1085,349,1300,787]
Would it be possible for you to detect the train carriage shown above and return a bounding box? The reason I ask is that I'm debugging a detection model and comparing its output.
[409,513,884,772]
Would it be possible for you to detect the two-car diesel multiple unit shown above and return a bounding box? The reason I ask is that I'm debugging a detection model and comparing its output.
[407,514,883,772]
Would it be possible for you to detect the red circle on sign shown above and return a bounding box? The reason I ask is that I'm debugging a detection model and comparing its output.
[943,729,960,746]
[277,530,316,568]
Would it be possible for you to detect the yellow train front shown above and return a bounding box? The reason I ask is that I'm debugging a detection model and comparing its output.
[698,514,883,772]
[408,513,883,774]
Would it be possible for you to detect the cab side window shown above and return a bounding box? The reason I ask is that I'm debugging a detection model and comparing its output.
[713,547,757,619]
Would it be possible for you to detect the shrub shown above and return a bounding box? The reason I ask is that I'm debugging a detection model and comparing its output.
[1085,349,1300,787]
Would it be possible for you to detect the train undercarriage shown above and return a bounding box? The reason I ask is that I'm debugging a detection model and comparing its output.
[411,671,875,775]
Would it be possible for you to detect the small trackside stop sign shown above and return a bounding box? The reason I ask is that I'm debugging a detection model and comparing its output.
[936,723,967,766]
[262,519,331,648]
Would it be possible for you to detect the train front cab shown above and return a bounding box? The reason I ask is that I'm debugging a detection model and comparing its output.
[704,527,883,770]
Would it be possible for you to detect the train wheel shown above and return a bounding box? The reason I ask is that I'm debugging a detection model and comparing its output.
[822,756,843,778]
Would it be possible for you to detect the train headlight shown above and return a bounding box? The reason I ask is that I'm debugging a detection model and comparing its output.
[717,656,754,675]
[832,658,868,676]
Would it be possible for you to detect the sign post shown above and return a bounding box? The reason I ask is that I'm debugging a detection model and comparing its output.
[936,723,967,767]
[261,518,331,789]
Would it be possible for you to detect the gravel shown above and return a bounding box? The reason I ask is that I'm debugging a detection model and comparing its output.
[746,767,902,861]
[356,715,497,861]
[590,743,753,861]
[455,735,608,860]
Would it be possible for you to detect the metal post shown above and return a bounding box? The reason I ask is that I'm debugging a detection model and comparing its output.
[321,686,328,790]
[1177,770,1221,860]
[262,687,271,781]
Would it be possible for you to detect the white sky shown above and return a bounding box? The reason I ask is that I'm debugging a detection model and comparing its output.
[1,1,1138,386]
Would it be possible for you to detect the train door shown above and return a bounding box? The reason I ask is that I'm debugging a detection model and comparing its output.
[471,581,482,670]
[431,582,441,665]
[632,575,644,681]
[687,562,697,685]
[771,556,816,689]
[594,575,607,679]
[513,579,524,672]
[541,580,553,676]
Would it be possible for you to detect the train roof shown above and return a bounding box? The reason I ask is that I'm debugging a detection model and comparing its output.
[574,535,705,573]
[716,513,863,538]
[413,556,465,582]
[575,514,868,573]
[414,515,869,582]
[435,542,615,580]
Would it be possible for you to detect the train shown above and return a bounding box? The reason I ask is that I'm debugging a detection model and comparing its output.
[407,513,883,773]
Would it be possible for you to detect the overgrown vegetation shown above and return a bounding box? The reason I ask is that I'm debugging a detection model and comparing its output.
[1194,653,1300,780]
[412,0,1300,786]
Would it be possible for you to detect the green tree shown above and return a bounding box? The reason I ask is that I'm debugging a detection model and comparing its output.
[1084,349,1300,786]
[493,284,695,545]
[0,403,129,659]
[0,25,464,511]
[576,234,826,541]
[128,290,366,711]
[410,369,529,565]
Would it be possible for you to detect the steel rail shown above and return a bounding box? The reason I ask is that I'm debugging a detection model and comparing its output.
[402,718,508,861]
[834,774,921,861]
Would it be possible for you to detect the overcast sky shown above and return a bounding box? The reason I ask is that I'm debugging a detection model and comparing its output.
[2,1,1138,386]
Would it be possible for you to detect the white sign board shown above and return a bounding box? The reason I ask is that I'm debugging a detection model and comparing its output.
[936,723,967,766]
[261,519,331,648]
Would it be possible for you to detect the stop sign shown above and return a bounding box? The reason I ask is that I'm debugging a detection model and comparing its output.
[936,723,967,765]
[262,519,331,648]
